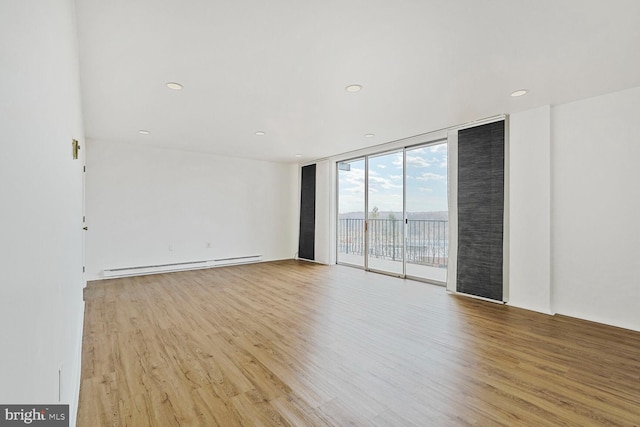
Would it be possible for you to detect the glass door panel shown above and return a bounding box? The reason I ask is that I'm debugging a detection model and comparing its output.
[337,158,365,267]
[405,142,448,282]
[367,151,404,275]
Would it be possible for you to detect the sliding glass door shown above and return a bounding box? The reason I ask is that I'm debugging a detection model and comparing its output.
[367,151,404,275]
[337,158,365,267]
[405,143,448,282]
[336,141,448,283]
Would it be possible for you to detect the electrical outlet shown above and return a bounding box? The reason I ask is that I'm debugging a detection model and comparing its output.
[206,242,211,248]
[169,244,173,251]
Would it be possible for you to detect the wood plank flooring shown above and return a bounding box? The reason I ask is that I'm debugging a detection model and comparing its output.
[77,260,640,426]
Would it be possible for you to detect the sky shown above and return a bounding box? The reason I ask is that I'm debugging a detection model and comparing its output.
[338,142,448,214]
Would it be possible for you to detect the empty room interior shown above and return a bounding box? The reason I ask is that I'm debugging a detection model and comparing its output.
[2,0,640,426]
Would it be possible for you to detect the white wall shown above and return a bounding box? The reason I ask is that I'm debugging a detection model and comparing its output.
[508,106,552,314]
[314,160,335,265]
[551,87,640,331]
[85,141,298,279]
[0,0,86,423]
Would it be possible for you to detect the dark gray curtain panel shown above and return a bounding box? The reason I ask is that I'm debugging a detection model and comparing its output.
[298,164,316,261]
[457,121,505,301]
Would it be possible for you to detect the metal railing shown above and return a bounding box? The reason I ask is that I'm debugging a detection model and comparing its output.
[338,218,448,267]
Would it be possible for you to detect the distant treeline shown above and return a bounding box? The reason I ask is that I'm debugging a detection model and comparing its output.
[338,211,448,221]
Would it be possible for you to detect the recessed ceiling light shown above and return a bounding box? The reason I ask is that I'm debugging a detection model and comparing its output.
[295,154,302,158]
[166,82,183,90]
[364,133,375,138]
[255,131,265,136]
[138,130,150,135]
[346,84,362,93]
[510,89,528,97]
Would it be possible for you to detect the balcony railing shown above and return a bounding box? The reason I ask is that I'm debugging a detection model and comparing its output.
[338,218,448,267]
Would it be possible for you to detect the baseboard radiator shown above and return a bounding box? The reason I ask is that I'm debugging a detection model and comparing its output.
[102,255,262,278]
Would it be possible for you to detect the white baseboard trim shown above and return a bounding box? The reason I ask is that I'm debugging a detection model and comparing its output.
[446,290,506,304]
[295,257,329,265]
[95,255,263,280]
[506,301,555,315]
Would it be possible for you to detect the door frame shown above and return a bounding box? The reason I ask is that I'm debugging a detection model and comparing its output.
[335,138,449,284]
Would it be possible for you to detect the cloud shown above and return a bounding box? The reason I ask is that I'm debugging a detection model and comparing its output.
[339,167,365,193]
[369,175,402,189]
[416,172,446,181]
[343,185,364,193]
[405,155,431,168]
[339,155,448,212]
[430,144,448,153]
[389,153,404,168]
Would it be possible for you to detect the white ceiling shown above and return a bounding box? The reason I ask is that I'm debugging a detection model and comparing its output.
[76,0,640,163]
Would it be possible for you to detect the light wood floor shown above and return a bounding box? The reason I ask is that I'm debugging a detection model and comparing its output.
[77,260,640,426]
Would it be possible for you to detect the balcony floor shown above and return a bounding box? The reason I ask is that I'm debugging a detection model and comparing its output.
[337,253,447,283]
